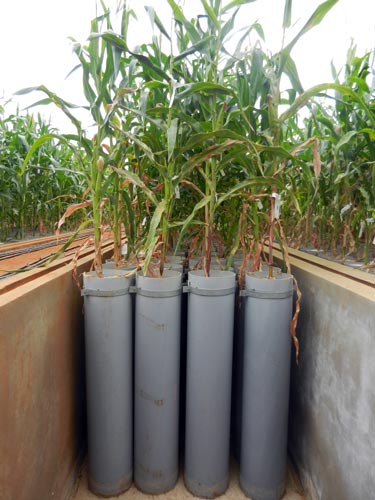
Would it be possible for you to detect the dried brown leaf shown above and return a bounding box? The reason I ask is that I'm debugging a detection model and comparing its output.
[72,237,93,289]
[56,201,93,234]
[277,220,301,364]
[312,138,321,179]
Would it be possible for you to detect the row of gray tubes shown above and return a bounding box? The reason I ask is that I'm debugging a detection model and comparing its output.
[82,258,293,499]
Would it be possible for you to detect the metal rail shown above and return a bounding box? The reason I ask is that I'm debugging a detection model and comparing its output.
[0,242,89,281]
[269,244,375,289]
[0,233,92,261]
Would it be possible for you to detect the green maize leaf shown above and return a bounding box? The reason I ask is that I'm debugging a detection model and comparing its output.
[122,130,167,172]
[169,219,205,229]
[282,0,293,30]
[89,19,100,78]
[174,36,216,62]
[62,134,93,157]
[18,135,29,151]
[251,22,265,41]
[334,171,353,184]
[120,105,167,133]
[102,41,116,89]
[111,165,158,206]
[283,55,304,94]
[65,63,81,80]
[216,177,283,206]
[127,49,170,82]
[178,139,245,181]
[200,0,220,30]
[175,195,211,251]
[121,3,133,39]
[45,220,93,266]
[113,46,123,78]
[279,0,339,76]
[254,144,294,159]
[178,129,245,152]
[316,115,338,136]
[196,166,214,192]
[49,166,87,177]
[145,6,171,40]
[359,186,371,207]
[348,75,370,93]
[144,81,169,90]
[20,133,64,176]
[121,189,136,244]
[167,118,179,161]
[178,82,234,98]
[14,86,45,96]
[279,83,375,128]
[222,0,257,14]
[166,0,201,43]
[16,85,82,132]
[142,236,159,276]
[221,10,238,42]
[15,86,81,108]
[0,192,14,202]
[98,0,110,22]
[102,171,117,193]
[81,65,97,107]
[91,31,127,51]
[166,0,186,24]
[335,131,358,152]
[330,60,339,82]
[143,199,166,273]
[359,128,375,141]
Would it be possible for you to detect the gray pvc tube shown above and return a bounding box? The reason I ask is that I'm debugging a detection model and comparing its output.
[240,272,293,500]
[185,270,236,498]
[82,269,133,497]
[232,265,279,462]
[102,261,137,337]
[134,270,182,494]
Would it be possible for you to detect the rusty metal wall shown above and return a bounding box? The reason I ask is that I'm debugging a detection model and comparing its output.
[0,251,111,500]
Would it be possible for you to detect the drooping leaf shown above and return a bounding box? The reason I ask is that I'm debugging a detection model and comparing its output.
[279,83,375,128]
[111,166,159,206]
[216,177,283,206]
[145,6,171,40]
[20,133,62,176]
[56,201,93,233]
[15,85,82,132]
[278,0,339,76]
[335,131,358,152]
[174,36,216,62]
[178,82,235,98]
[283,55,304,94]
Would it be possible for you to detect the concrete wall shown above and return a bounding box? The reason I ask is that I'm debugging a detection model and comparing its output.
[0,250,111,500]
[287,257,375,500]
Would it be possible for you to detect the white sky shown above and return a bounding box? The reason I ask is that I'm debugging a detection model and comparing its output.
[0,0,374,132]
